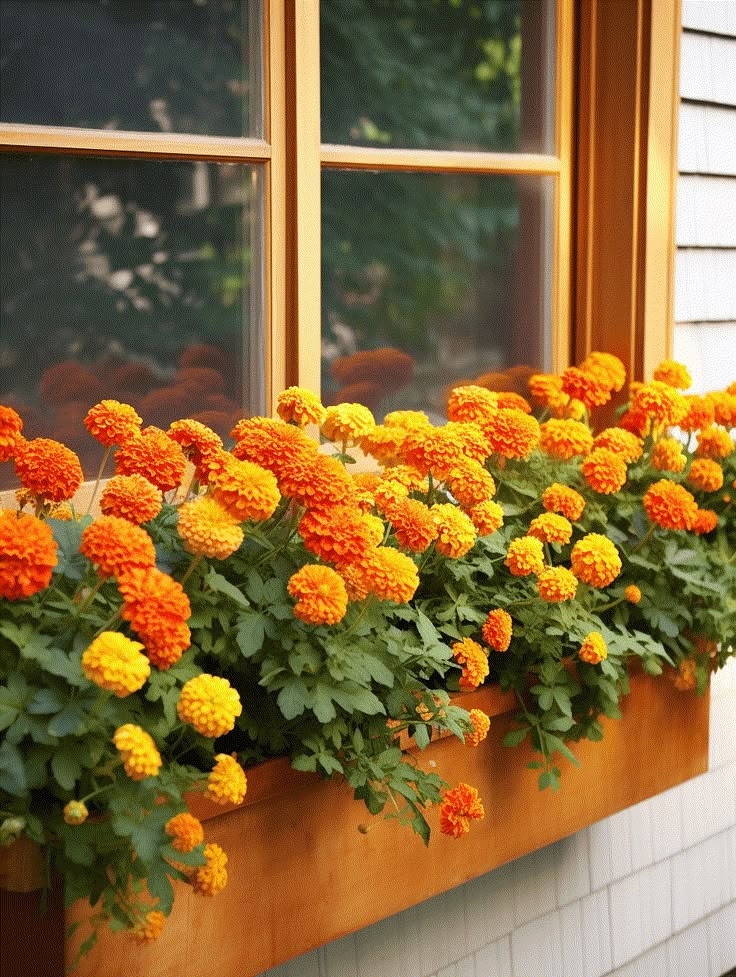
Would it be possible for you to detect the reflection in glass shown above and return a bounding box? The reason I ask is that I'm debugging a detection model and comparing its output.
[0,154,263,482]
[0,0,261,137]
[322,170,553,420]
[321,0,555,153]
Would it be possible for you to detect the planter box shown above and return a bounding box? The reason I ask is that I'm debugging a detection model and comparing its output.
[0,671,709,977]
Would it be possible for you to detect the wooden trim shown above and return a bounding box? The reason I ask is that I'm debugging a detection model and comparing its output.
[552,0,575,373]
[320,143,562,175]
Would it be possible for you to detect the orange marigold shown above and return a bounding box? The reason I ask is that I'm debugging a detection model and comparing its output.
[165,812,205,852]
[446,385,498,425]
[672,658,697,692]
[539,419,593,460]
[277,386,327,427]
[465,709,491,747]
[387,498,438,553]
[81,632,150,698]
[231,417,318,480]
[708,391,736,429]
[277,452,356,511]
[695,426,734,460]
[679,395,716,433]
[687,458,724,493]
[118,566,191,669]
[643,479,699,531]
[619,407,650,438]
[582,448,628,494]
[452,638,489,690]
[542,483,585,522]
[527,512,573,545]
[0,405,23,463]
[580,352,627,393]
[380,465,427,494]
[625,585,642,604]
[192,842,228,896]
[652,437,687,473]
[383,409,432,432]
[167,418,223,467]
[205,753,248,806]
[653,359,692,390]
[130,911,166,943]
[360,547,420,603]
[504,536,545,577]
[84,400,142,447]
[288,564,349,625]
[593,428,643,463]
[481,609,513,652]
[632,381,687,427]
[100,473,162,524]
[177,674,242,738]
[467,499,504,536]
[298,505,383,565]
[693,508,719,535]
[570,533,621,587]
[177,497,244,560]
[210,455,280,523]
[579,632,607,665]
[373,479,409,515]
[321,403,375,443]
[561,366,612,409]
[496,391,532,413]
[113,724,162,780]
[430,503,476,558]
[0,510,57,599]
[359,425,408,466]
[481,409,540,459]
[401,424,488,479]
[439,783,485,838]
[446,459,496,506]
[536,566,578,602]
[63,801,89,826]
[14,437,83,503]
[80,515,156,579]
[115,426,187,493]
[528,373,564,407]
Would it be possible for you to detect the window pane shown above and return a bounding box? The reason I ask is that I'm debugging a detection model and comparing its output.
[0,0,261,137]
[322,169,553,420]
[321,0,555,153]
[0,153,263,482]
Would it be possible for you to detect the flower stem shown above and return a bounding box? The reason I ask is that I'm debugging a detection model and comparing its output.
[84,446,112,516]
[77,577,104,614]
[180,553,203,587]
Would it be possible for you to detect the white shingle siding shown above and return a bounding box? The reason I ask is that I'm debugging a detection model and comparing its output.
[682,0,736,37]
[676,176,736,246]
[675,250,736,321]
[680,32,736,105]
[678,103,736,175]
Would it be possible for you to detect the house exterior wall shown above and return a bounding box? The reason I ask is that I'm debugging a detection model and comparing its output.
[260,4,736,975]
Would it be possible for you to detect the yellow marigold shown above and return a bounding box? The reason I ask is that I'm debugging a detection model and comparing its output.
[288,564,349,625]
[536,566,578,602]
[653,359,692,390]
[48,502,73,521]
[205,753,248,806]
[298,505,382,565]
[625,584,642,604]
[0,405,23,463]
[672,658,697,692]
[80,515,156,579]
[496,391,532,413]
[652,436,687,473]
[446,385,499,425]
[130,911,166,943]
[13,437,83,503]
[580,352,627,393]
[542,483,585,522]
[452,638,489,690]
[192,842,228,896]
[539,419,593,460]
[373,479,410,514]
[359,547,419,603]
[582,448,628,494]
[447,459,496,506]
[570,533,622,587]
[481,609,513,652]
[63,801,88,826]
[593,428,643,463]
[81,632,150,698]
[380,465,427,494]
[113,724,162,780]
[100,473,163,524]
[643,479,699,531]
[430,503,476,558]
[277,452,356,511]
[693,508,718,535]
[446,421,492,465]
[359,425,408,466]
[632,381,687,427]
[465,709,491,747]
[206,457,275,524]
[118,566,191,669]
[467,499,504,536]
[561,366,612,409]
[527,512,573,545]
[277,386,327,427]
[0,510,58,599]
[84,400,142,447]
[729,382,736,396]
[177,674,242,738]
[504,536,544,577]
[115,426,187,493]
[338,562,371,601]
[687,458,724,493]
[387,498,438,553]
[481,409,540,459]
[177,496,244,560]
[708,391,736,428]
[695,426,734,460]
[579,632,607,665]
[528,373,564,407]
[168,418,223,468]
[165,812,204,852]
[321,403,375,444]
[439,783,485,838]
[679,395,716,433]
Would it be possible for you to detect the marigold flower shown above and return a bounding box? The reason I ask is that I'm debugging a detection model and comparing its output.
[359,547,420,603]
[625,585,642,604]
[380,465,427,494]
[496,391,532,413]
[63,801,89,826]
[561,366,612,409]
[465,709,491,747]
[452,638,489,690]
[277,452,356,511]
[679,395,716,433]
[288,564,349,625]
[633,381,687,427]
[536,566,578,602]
[402,424,488,479]
[439,783,485,838]
[619,407,650,438]
[13,437,83,503]
[653,359,692,390]
[115,426,187,493]
[430,503,476,558]
[0,510,58,599]
[539,419,593,460]
[299,505,383,565]
[387,498,438,553]
[177,497,244,560]
[527,512,573,545]
[580,352,627,392]
[80,515,156,579]
[447,459,496,506]
[481,409,540,459]
[205,754,248,806]
[528,373,564,407]
[81,632,150,697]
[652,437,687,473]
[467,499,504,536]
[504,536,545,577]
[130,911,166,942]
[593,428,643,463]
[695,426,734,460]
[570,533,622,587]
[113,724,162,780]
[0,405,23,463]
[165,812,205,852]
[643,479,699,531]
[231,416,318,479]
[687,458,724,493]
[168,418,223,468]
[482,609,513,652]
[84,400,142,447]
[542,483,585,522]
[672,658,697,691]
[118,566,191,669]
[579,632,607,665]
[373,479,409,514]
[100,473,163,524]
[582,448,628,495]
[447,385,498,425]
[383,409,432,432]
[707,391,736,429]
[359,425,408,466]
[693,509,718,535]
[192,842,228,896]
[277,386,327,427]
[321,403,375,444]
[177,674,242,738]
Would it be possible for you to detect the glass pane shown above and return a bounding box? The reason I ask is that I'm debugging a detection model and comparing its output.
[0,153,263,483]
[0,0,261,137]
[322,169,553,420]
[321,0,555,153]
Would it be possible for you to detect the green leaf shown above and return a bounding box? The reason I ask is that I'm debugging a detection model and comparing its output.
[49,517,91,581]
[50,746,83,791]
[235,612,267,658]
[0,741,28,796]
[206,569,251,609]
[503,727,528,748]
[48,703,86,737]
[277,680,308,719]
[27,687,65,715]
